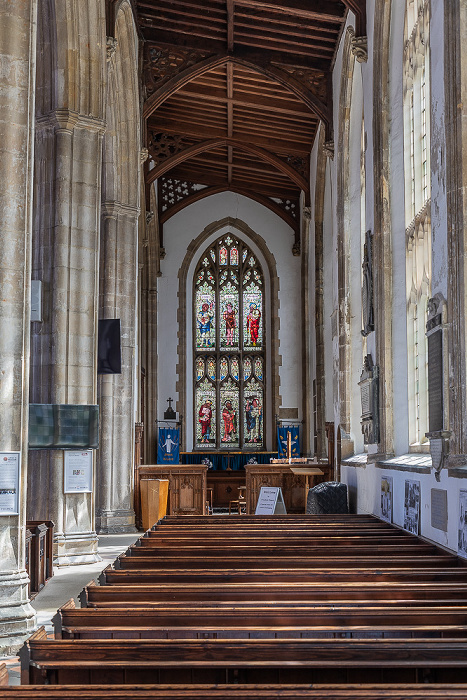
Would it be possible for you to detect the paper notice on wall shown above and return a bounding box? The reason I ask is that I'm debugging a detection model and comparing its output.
[64,451,93,493]
[0,452,20,515]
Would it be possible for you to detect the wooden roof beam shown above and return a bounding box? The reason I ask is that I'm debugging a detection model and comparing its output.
[143,52,330,130]
[227,0,235,51]
[146,137,309,194]
[233,0,346,23]
[147,120,315,156]
[175,84,313,117]
[342,0,366,36]
[141,33,332,72]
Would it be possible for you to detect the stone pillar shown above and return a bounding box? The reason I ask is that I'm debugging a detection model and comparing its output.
[29,112,105,565]
[301,205,312,455]
[96,204,139,533]
[0,0,38,650]
[141,186,160,464]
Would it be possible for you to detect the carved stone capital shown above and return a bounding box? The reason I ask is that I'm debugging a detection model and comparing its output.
[106,36,118,62]
[351,35,368,63]
[427,292,447,324]
[146,210,154,225]
[303,206,312,221]
[292,241,301,256]
[323,140,334,159]
[140,147,149,164]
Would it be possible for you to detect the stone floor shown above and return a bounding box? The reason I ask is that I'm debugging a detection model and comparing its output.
[4,532,140,686]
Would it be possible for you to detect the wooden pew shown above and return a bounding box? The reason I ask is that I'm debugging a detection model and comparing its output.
[20,514,467,696]
[22,628,467,685]
[131,543,440,557]
[116,553,460,570]
[80,578,467,605]
[57,611,467,642]
[101,565,467,585]
[5,684,467,699]
[56,597,467,639]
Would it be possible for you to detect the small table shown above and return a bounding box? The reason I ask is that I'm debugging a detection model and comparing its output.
[289,467,324,513]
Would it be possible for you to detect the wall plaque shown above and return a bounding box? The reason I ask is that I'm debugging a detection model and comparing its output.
[428,330,443,433]
[358,355,380,445]
[431,488,448,532]
[361,230,374,337]
[426,294,446,434]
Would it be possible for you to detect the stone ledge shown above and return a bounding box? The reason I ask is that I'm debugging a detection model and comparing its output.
[341,453,368,468]
[342,453,433,473]
[375,453,432,473]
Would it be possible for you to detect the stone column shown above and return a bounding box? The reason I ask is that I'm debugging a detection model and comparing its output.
[29,112,105,565]
[0,0,38,651]
[141,187,160,464]
[301,205,312,455]
[96,204,139,533]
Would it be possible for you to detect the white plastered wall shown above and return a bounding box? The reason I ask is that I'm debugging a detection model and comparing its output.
[156,191,302,452]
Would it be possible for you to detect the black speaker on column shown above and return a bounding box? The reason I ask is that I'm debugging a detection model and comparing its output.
[98,319,122,374]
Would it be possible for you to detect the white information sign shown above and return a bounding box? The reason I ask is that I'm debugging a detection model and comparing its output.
[0,452,20,515]
[255,486,287,515]
[64,451,93,493]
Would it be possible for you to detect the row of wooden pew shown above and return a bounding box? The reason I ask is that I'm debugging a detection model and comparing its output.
[16,513,467,698]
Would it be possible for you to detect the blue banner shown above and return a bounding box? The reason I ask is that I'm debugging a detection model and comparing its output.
[277,425,300,458]
[157,427,180,464]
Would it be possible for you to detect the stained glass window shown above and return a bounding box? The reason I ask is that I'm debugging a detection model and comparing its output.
[196,357,204,381]
[207,357,216,381]
[193,236,265,449]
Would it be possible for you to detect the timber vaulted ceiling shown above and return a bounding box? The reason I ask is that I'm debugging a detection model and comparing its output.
[109,0,366,237]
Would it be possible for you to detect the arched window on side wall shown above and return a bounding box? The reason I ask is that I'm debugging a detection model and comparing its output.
[193,234,265,450]
[403,0,431,446]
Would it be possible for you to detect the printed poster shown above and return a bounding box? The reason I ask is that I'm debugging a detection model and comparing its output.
[381,475,393,523]
[458,489,467,557]
[404,479,420,535]
[64,451,93,493]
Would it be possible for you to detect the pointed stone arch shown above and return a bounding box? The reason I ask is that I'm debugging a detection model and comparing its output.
[160,185,298,235]
[176,217,283,451]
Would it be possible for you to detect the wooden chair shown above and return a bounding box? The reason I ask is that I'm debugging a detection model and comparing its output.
[229,486,246,515]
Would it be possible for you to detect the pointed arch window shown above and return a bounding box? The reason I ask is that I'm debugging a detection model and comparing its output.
[194,235,265,449]
[404,0,431,446]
